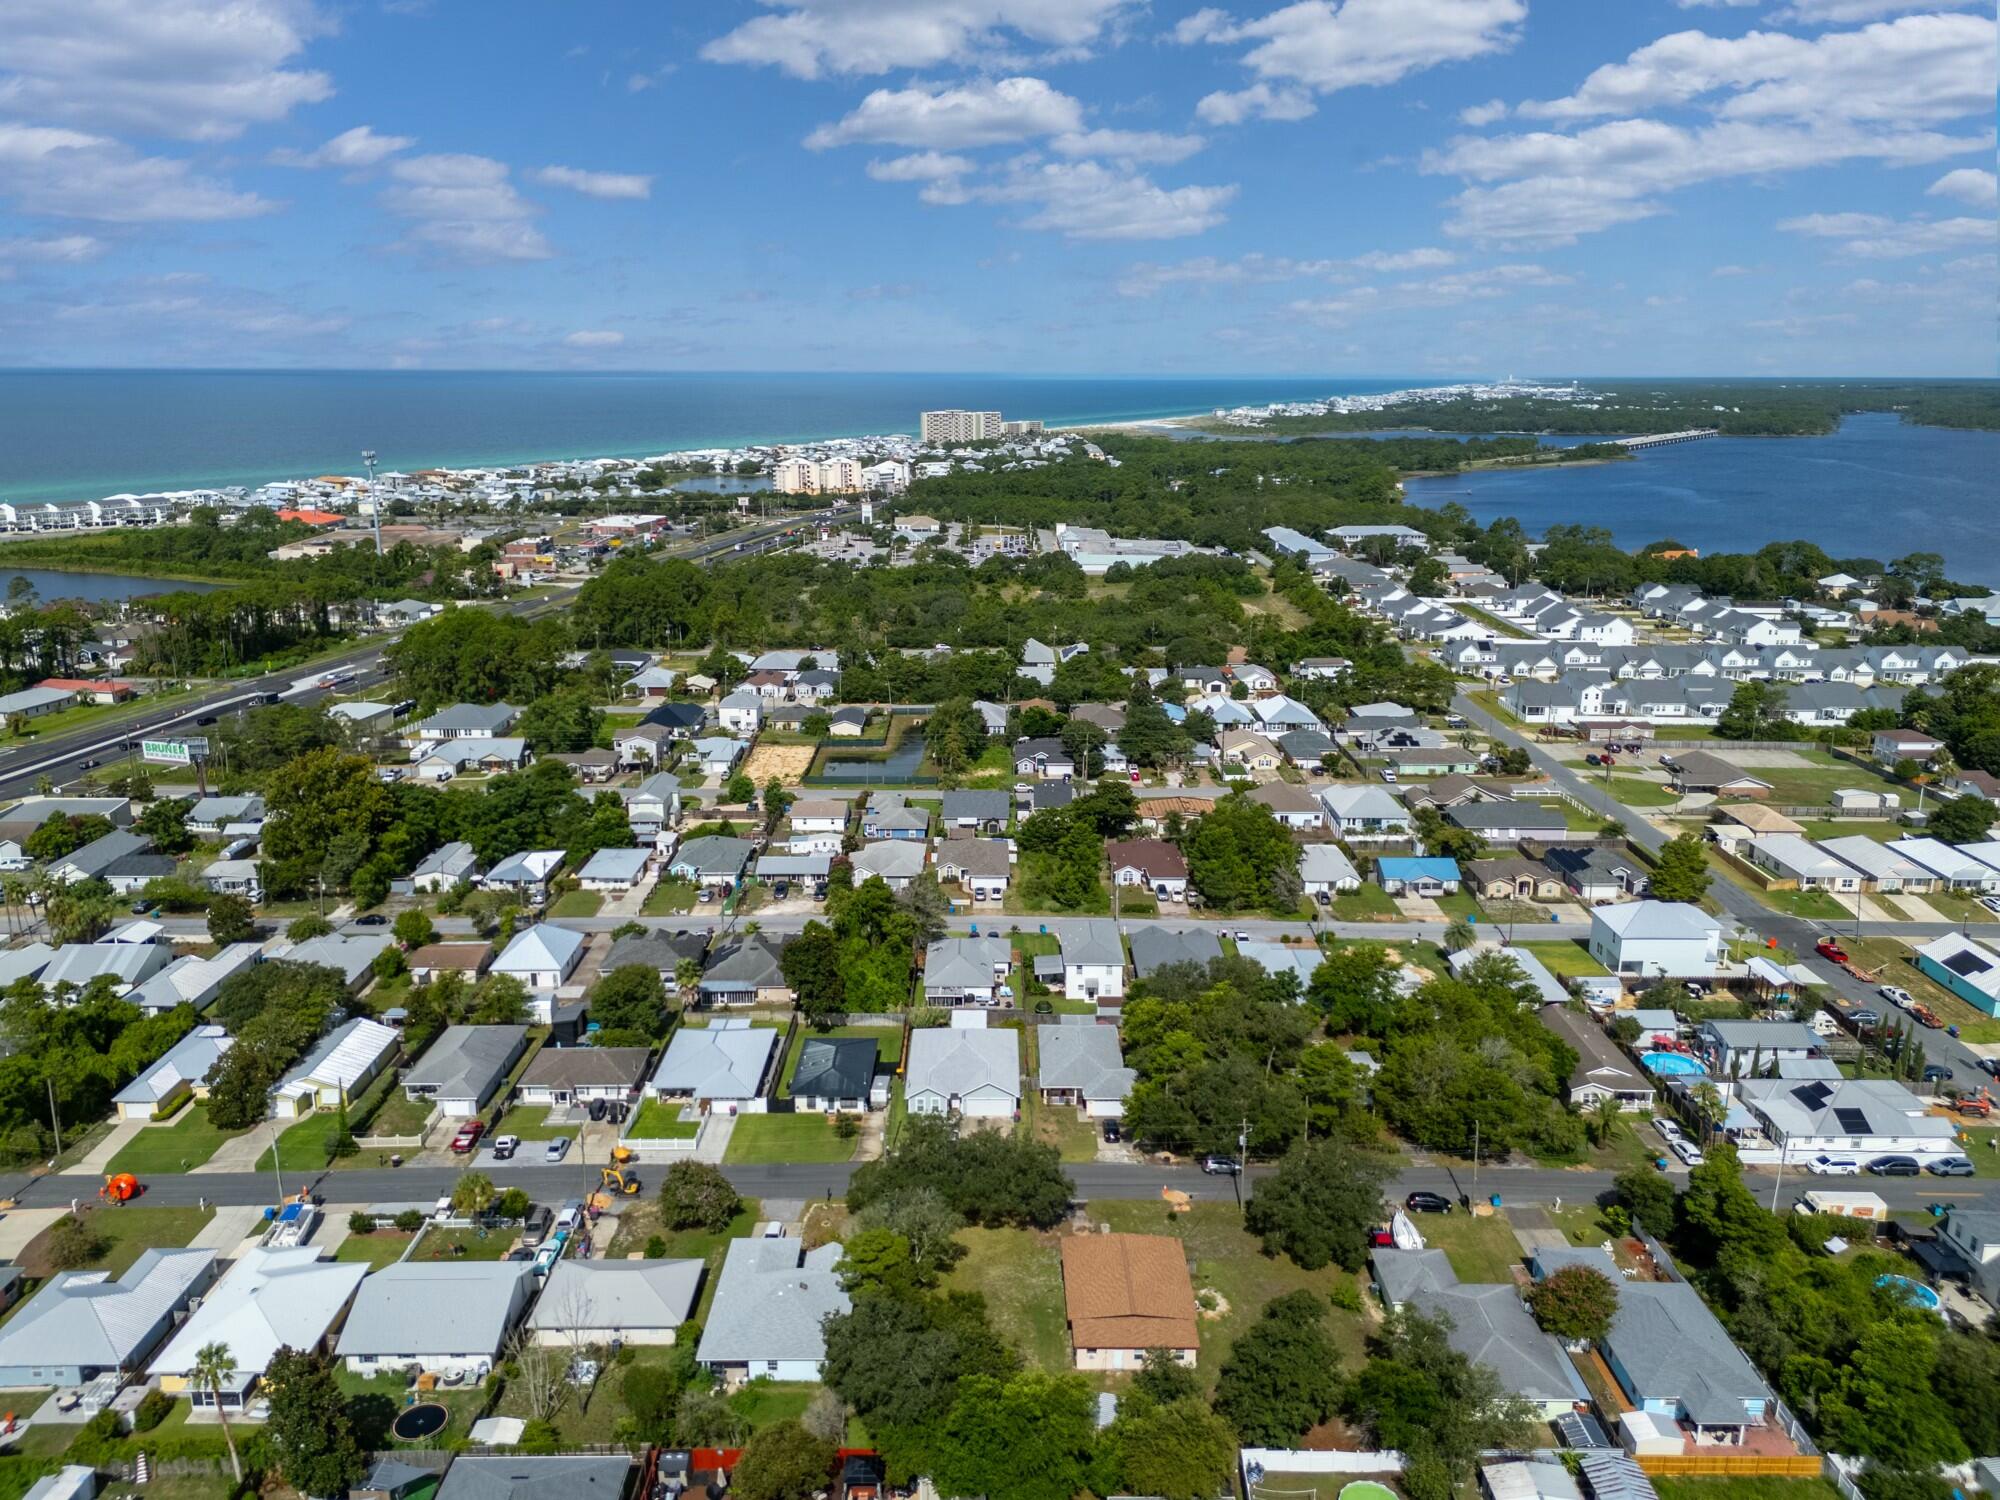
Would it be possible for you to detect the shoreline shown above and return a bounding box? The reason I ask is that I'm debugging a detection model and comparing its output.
[0,554,238,589]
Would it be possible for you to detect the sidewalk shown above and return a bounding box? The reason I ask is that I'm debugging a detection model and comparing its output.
[57,1118,150,1179]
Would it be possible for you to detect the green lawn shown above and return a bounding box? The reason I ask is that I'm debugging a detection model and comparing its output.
[724,1112,858,1164]
[1089,1202,1373,1382]
[1330,883,1400,920]
[105,1107,245,1176]
[1841,937,2000,1043]
[628,1098,702,1138]
[944,1227,1071,1371]
[337,1368,487,1451]
[335,1228,418,1269]
[548,889,605,918]
[729,1378,819,1430]
[493,1103,572,1140]
[1435,890,1481,922]
[358,1086,436,1138]
[413,1225,518,1260]
[1518,940,1610,977]
[19,1205,215,1279]
[1414,1211,1526,1283]
[495,1343,683,1445]
[643,878,698,915]
[257,1109,345,1173]
[1595,774,1682,807]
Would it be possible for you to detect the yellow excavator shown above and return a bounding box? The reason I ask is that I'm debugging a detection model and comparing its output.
[599,1145,641,1197]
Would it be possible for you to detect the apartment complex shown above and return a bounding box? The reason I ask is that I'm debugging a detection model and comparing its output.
[920,409,1043,442]
[771,457,864,495]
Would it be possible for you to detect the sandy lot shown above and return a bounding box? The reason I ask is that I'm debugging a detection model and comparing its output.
[1703,748,1820,768]
[743,743,817,785]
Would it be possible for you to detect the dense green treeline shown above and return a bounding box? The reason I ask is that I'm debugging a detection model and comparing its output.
[1207,380,2000,437]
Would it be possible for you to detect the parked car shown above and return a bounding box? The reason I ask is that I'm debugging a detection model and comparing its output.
[1586,754,1602,767]
[1201,1155,1242,1176]
[354,913,387,927]
[450,1121,485,1154]
[587,1098,608,1122]
[1816,938,1850,963]
[1102,1120,1121,1143]
[1380,769,1399,783]
[1683,981,1709,999]
[1867,1155,1922,1176]
[489,1134,519,1161]
[1923,1063,1955,1082]
[1981,895,2000,916]
[520,1204,554,1246]
[771,881,789,900]
[1653,1116,1686,1144]
[1847,1007,1882,1028]
[1927,1156,1976,1177]
[1670,1136,1706,1167]
[544,1136,571,1163]
[1806,1155,1862,1176]
[1405,1190,1454,1214]
[1880,985,1915,1010]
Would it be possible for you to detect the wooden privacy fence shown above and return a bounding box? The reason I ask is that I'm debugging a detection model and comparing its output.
[1636,1455,1825,1478]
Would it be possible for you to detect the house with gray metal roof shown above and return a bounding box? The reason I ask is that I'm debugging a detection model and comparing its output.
[408,703,519,741]
[39,940,172,996]
[272,1015,401,1118]
[650,1019,776,1104]
[0,1247,217,1386]
[435,1455,633,1500]
[1037,1024,1133,1118]
[113,1024,233,1120]
[336,1260,536,1379]
[44,830,153,885]
[410,840,480,892]
[577,845,652,892]
[1369,1247,1589,1418]
[400,1025,529,1117]
[696,1236,850,1381]
[525,1259,703,1346]
[278,932,395,992]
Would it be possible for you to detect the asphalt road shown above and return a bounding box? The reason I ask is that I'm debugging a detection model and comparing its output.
[0,509,835,799]
[1453,691,1995,1085]
[8,1155,1989,1217]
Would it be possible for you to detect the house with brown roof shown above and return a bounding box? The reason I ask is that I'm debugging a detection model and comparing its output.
[1060,1233,1199,1371]
[407,942,494,985]
[1106,839,1189,901]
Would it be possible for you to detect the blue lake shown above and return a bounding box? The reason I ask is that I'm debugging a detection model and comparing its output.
[1399,413,2000,586]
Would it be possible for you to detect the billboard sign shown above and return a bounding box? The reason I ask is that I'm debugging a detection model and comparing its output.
[140,737,209,765]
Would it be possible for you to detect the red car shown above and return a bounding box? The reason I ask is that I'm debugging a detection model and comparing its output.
[1815,938,1850,964]
[450,1121,486,1154]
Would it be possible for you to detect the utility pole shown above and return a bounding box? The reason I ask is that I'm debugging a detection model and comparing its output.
[270,1120,284,1201]
[363,450,382,556]
[1233,1119,1249,1214]
[46,1076,62,1162]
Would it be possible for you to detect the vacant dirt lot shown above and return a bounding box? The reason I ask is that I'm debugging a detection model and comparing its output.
[742,743,817,786]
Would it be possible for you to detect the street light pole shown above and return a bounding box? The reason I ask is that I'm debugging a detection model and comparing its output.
[363,450,382,557]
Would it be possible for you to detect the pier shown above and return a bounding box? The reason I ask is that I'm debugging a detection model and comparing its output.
[1617,428,1720,450]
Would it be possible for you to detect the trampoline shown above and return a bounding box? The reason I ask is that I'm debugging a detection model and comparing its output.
[391,1402,449,1441]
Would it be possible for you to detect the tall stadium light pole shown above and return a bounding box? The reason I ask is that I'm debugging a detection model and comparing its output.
[362,450,382,555]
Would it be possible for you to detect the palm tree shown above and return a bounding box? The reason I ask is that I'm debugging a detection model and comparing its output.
[1444,918,1477,954]
[1690,1081,1726,1147]
[193,1341,242,1484]
[673,956,701,1004]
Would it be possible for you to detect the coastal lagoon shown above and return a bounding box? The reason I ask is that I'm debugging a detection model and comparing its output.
[1400,413,2000,586]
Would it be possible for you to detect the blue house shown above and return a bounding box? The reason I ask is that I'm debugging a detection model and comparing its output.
[1376,857,1462,897]
[1914,932,2000,1018]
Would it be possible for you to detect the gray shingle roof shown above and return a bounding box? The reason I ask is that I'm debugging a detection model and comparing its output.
[791,1036,876,1100]
[694,1237,849,1366]
[1126,924,1223,977]
[1369,1249,1585,1405]
[905,1027,1020,1102]
[436,1455,633,1500]
[1598,1281,1774,1422]
[401,1025,527,1103]
[335,1261,533,1358]
[1036,1025,1134,1103]
[525,1259,702,1334]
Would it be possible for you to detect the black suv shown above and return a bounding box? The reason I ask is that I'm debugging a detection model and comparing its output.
[1867,1155,1921,1176]
[1405,1191,1455,1214]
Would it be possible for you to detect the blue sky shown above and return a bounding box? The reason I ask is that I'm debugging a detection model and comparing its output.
[0,0,1992,375]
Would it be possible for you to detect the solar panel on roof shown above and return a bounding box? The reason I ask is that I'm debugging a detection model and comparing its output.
[1945,950,1993,977]
[1555,1412,1613,1450]
[1794,1082,1834,1109]
[1834,1107,1871,1133]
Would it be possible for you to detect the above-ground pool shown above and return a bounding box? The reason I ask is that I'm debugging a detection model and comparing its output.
[1875,1274,1943,1313]
[391,1402,449,1441]
[1337,1483,1400,1500]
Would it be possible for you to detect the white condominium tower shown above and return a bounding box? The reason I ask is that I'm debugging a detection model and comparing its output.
[921,409,1004,443]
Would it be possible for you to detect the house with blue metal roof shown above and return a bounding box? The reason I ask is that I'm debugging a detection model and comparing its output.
[1375,857,1461,896]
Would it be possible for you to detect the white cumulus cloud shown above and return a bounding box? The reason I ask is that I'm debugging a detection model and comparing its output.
[702,0,1138,79]
[971,159,1235,240]
[806,76,1083,150]
[0,232,103,261]
[0,122,271,221]
[0,0,334,142]
[381,153,551,262]
[1050,128,1204,165]
[1929,167,1997,207]
[866,151,976,181]
[563,329,624,348]
[270,125,413,169]
[534,165,652,200]
[1180,0,1526,122]
[1779,210,1994,257]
